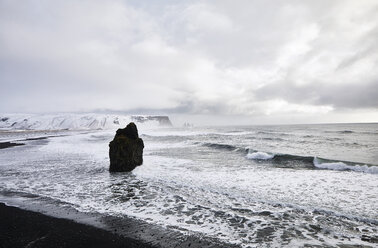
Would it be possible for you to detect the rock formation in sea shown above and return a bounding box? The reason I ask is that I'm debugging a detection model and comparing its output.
[109,122,144,172]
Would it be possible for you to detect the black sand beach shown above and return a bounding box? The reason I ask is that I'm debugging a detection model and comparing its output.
[0,202,239,248]
[0,142,24,149]
[0,203,154,248]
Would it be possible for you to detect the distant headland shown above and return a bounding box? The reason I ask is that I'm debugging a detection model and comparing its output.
[0,113,173,130]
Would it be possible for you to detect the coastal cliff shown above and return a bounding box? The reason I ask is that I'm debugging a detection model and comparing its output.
[0,114,173,130]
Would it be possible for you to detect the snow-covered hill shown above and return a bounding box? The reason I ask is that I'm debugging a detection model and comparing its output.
[0,114,172,130]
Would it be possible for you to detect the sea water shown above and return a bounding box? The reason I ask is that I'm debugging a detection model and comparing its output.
[0,123,377,247]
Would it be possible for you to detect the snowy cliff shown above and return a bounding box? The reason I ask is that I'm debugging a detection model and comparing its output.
[0,114,172,130]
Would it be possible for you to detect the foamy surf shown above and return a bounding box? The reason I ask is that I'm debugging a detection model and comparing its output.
[313,157,378,174]
[246,151,274,160]
[1,122,377,247]
[245,149,378,174]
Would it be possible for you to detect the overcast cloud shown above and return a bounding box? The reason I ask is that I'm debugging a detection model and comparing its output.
[1,0,377,124]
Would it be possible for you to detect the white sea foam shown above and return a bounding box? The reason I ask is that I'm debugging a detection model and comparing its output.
[313,157,378,174]
[246,151,275,160]
[1,124,378,248]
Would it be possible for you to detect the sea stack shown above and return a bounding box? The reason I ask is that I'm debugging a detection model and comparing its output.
[109,122,144,172]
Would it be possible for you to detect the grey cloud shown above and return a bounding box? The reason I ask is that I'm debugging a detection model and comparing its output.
[336,26,378,70]
[0,0,377,123]
[316,81,378,109]
[255,80,378,109]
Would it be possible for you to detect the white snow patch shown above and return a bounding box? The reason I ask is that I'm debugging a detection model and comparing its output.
[0,113,171,131]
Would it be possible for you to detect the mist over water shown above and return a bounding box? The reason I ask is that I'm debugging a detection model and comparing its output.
[0,123,377,247]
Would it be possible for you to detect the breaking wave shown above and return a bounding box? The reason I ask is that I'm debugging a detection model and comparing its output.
[202,142,377,174]
[246,151,274,160]
[245,150,378,174]
[202,143,241,151]
[313,158,378,174]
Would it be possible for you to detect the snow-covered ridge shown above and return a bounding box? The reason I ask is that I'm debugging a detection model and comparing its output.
[0,113,172,130]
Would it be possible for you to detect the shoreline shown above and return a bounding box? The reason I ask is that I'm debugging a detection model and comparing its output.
[0,132,237,248]
[0,203,154,248]
[0,194,239,248]
[0,141,24,149]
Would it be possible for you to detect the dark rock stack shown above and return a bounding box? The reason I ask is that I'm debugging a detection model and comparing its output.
[109,122,144,172]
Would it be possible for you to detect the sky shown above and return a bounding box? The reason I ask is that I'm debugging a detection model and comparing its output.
[0,0,378,125]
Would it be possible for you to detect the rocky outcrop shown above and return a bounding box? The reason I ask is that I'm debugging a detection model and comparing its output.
[109,123,144,172]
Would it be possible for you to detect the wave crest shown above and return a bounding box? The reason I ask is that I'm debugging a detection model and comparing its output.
[246,151,274,160]
[203,143,239,151]
[202,142,377,174]
[313,158,378,174]
[246,150,378,174]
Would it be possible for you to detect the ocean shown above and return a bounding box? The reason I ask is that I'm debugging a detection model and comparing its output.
[0,122,377,247]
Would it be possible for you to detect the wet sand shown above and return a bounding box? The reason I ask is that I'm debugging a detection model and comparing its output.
[0,141,24,149]
[0,202,239,248]
[0,203,155,248]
